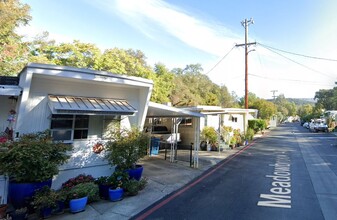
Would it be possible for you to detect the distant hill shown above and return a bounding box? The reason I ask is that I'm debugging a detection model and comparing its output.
[287,98,316,105]
[266,98,316,105]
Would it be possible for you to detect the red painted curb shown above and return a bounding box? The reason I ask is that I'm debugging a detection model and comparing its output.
[135,138,260,220]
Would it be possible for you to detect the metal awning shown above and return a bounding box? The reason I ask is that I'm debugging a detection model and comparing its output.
[0,85,22,96]
[147,102,204,118]
[48,95,137,115]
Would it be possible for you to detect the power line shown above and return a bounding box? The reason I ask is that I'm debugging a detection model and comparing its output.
[258,43,337,62]
[249,73,335,86]
[259,44,336,79]
[205,45,236,75]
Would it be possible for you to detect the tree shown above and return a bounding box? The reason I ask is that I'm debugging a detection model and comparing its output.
[0,0,31,76]
[314,87,337,110]
[151,63,174,103]
[254,99,277,119]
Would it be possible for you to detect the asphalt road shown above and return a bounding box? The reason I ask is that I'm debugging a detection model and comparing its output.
[133,123,337,220]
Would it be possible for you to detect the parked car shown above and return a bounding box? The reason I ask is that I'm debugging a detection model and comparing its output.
[303,122,309,129]
[309,122,316,132]
[145,125,181,143]
[314,123,328,132]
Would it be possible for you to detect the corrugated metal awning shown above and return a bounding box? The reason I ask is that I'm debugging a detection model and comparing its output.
[0,85,22,96]
[48,95,137,115]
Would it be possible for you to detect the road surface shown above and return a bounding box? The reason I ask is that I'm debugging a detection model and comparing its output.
[133,123,337,220]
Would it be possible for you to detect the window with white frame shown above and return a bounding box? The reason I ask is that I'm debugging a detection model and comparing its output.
[180,117,193,126]
[50,114,89,141]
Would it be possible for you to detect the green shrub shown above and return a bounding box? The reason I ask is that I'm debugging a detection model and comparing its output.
[105,127,149,171]
[201,126,218,144]
[66,182,99,202]
[31,186,58,211]
[248,119,267,133]
[0,130,72,182]
[245,128,255,141]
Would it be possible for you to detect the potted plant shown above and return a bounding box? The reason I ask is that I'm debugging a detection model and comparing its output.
[229,136,236,149]
[244,128,255,144]
[201,127,218,151]
[0,130,72,208]
[0,196,8,219]
[66,182,99,213]
[61,174,99,203]
[108,170,129,202]
[52,189,67,215]
[124,178,147,196]
[10,207,27,220]
[31,186,58,219]
[94,176,111,200]
[105,127,150,180]
[233,129,242,147]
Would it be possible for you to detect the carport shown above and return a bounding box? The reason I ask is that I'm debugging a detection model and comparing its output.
[146,102,204,168]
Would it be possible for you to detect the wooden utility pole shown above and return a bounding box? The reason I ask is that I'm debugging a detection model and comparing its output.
[236,18,255,109]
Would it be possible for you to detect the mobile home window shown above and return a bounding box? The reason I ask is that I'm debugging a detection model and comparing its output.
[180,118,193,126]
[51,114,89,141]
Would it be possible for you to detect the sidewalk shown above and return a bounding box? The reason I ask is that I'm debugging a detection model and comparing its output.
[48,147,246,220]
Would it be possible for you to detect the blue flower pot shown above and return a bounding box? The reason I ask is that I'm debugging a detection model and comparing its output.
[52,201,65,215]
[98,184,111,200]
[69,196,88,213]
[126,165,143,181]
[8,179,52,208]
[109,188,124,202]
[40,207,52,219]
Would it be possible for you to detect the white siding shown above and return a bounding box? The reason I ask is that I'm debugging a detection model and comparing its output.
[10,64,153,186]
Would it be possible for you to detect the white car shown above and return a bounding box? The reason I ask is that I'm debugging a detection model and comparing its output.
[309,122,316,132]
[303,122,309,129]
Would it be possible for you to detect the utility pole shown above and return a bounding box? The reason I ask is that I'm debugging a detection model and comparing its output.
[271,90,278,101]
[236,18,255,109]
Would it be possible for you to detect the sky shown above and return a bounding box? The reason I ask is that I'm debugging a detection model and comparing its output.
[19,0,337,99]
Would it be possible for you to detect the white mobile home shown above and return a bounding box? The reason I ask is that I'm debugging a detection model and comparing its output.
[179,106,258,146]
[0,63,153,188]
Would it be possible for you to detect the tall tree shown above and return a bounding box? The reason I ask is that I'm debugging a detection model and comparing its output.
[0,0,31,76]
[314,87,337,110]
[151,63,174,103]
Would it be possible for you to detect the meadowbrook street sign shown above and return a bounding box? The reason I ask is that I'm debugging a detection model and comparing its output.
[257,153,292,209]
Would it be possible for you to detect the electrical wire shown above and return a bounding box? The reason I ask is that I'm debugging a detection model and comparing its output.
[258,44,336,79]
[204,45,236,75]
[258,43,337,62]
[249,73,334,87]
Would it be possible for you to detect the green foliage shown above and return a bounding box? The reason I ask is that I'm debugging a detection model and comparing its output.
[248,119,267,133]
[66,182,99,202]
[314,86,337,112]
[105,127,150,171]
[0,0,31,76]
[201,126,218,144]
[109,170,129,189]
[124,178,147,196]
[151,63,175,103]
[245,128,255,141]
[0,130,72,183]
[94,176,110,186]
[170,64,234,107]
[233,129,242,144]
[31,186,58,210]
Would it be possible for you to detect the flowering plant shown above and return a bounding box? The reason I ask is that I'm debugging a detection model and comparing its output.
[61,174,95,190]
[110,170,129,190]
[66,182,99,200]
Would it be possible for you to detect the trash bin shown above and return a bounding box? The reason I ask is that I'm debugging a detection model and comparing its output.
[150,137,160,155]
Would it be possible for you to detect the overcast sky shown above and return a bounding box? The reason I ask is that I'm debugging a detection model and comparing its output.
[20,0,337,99]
